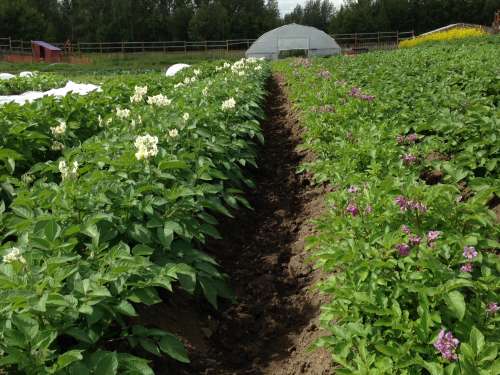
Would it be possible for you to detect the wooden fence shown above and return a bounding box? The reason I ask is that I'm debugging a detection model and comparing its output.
[0,31,415,58]
[333,31,415,51]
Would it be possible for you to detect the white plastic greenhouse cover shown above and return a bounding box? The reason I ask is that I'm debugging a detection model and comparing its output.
[246,23,341,60]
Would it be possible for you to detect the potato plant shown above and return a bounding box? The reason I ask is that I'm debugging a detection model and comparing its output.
[0,58,269,373]
[275,36,500,374]
[0,73,68,96]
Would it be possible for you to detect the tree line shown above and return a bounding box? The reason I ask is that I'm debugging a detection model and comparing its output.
[0,0,498,42]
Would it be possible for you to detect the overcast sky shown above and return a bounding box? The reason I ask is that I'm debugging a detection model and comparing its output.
[278,0,345,16]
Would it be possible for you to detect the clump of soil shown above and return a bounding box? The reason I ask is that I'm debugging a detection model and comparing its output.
[142,74,332,375]
[420,169,444,185]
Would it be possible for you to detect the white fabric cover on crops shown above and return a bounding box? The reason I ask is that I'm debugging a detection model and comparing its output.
[0,72,35,80]
[165,64,190,77]
[19,71,35,78]
[0,81,102,106]
[246,23,341,60]
[0,73,16,80]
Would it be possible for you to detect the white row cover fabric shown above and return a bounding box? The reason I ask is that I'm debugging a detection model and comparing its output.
[0,81,102,106]
[165,64,190,77]
[0,73,16,80]
[0,71,35,80]
[246,23,341,60]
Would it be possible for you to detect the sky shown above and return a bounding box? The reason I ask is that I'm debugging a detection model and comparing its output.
[278,0,345,16]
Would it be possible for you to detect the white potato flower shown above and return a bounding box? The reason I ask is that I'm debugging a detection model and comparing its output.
[3,247,26,264]
[50,120,66,137]
[183,113,190,122]
[51,141,65,151]
[147,94,172,107]
[169,129,179,138]
[202,87,209,97]
[134,134,159,160]
[221,98,236,111]
[21,173,34,184]
[194,69,201,76]
[130,85,148,103]
[59,160,79,180]
[116,108,131,119]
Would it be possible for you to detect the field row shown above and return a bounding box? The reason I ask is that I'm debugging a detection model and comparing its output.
[0,59,270,373]
[275,36,500,374]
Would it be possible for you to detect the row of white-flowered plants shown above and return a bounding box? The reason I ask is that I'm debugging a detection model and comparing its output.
[0,58,270,374]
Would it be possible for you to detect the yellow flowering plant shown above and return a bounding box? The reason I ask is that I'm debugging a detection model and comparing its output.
[400,27,487,48]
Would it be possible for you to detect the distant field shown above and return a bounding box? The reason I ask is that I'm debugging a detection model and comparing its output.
[0,50,245,77]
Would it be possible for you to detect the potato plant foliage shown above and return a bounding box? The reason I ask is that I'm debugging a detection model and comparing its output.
[275,36,499,374]
[0,73,68,95]
[0,59,269,373]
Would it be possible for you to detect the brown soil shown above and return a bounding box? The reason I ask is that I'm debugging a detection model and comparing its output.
[142,74,332,374]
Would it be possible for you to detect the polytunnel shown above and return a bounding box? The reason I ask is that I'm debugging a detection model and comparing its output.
[246,23,341,60]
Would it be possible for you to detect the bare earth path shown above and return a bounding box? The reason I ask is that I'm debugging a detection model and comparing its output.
[147,74,332,375]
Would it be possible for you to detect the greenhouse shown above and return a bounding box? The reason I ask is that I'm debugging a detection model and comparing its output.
[246,23,341,60]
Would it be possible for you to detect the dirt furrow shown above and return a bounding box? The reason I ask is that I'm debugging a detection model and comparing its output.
[147,74,332,374]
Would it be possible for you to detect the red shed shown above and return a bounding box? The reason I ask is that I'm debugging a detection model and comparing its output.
[31,41,63,63]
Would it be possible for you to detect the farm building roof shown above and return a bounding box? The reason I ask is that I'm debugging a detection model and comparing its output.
[32,41,61,51]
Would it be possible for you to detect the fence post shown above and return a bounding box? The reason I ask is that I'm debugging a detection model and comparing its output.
[184,41,187,55]
[163,41,166,53]
[226,40,229,52]
[396,31,400,45]
[77,41,81,56]
[21,40,24,53]
[142,42,145,53]
[8,37,12,51]
[121,41,125,54]
[377,32,380,48]
[354,33,358,49]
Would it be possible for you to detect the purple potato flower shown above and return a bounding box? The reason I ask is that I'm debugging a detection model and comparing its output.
[406,133,418,143]
[409,235,422,246]
[463,246,478,260]
[434,329,459,361]
[487,303,499,314]
[402,154,418,166]
[347,185,359,194]
[396,243,411,256]
[401,225,412,235]
[427,231,441,243]
[365,205,373,214]
[460,263,473,273]
[346,203,359,217]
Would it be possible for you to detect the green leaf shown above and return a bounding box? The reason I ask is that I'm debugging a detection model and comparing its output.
[139,338,161,357]
[117,353,154,375]
[159,334,190,363]
[470,326,485,355]
[44,220,61,241]
[115,300,138,317]
[54,350,84,372]
[445,291,466,320]
[94,351,118,375]
[158,160,188,170]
